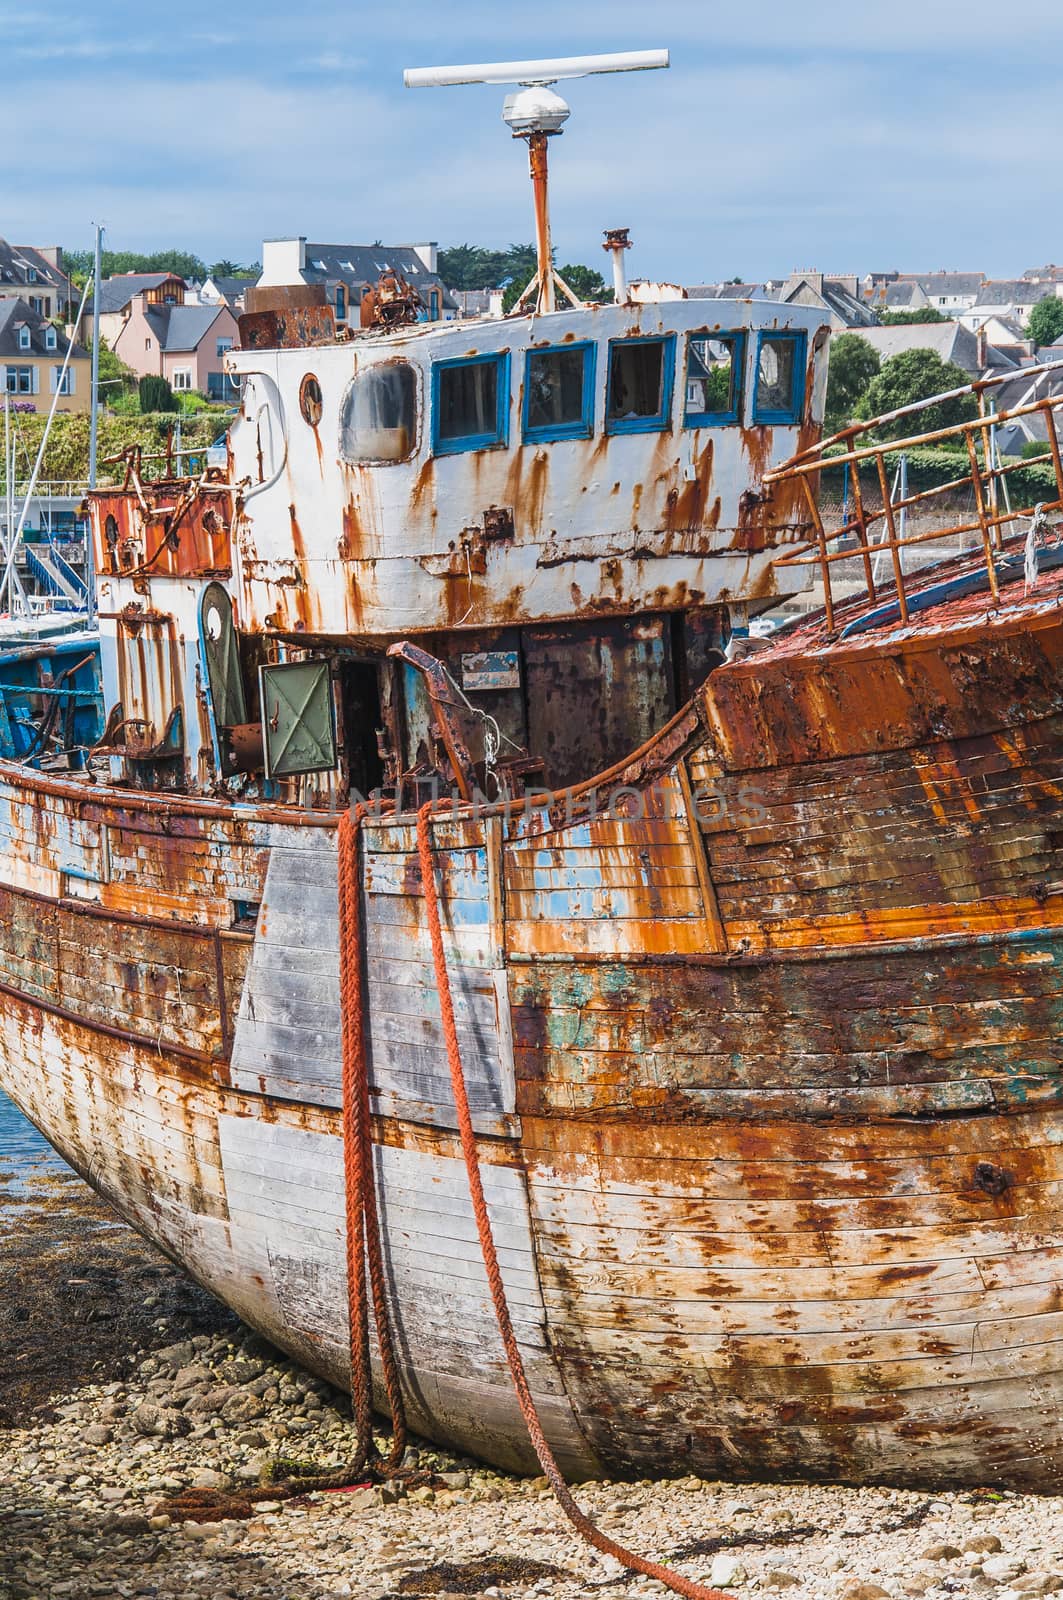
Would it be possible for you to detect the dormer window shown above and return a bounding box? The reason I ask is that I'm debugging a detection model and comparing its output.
[18,326,30,350]
[45,326,57,351]
[27,267,37,283]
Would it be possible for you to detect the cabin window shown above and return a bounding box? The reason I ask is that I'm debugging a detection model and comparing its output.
[605,335,675,434]
[752,332,806,424]
[340,360,418,462]
[523,342,595,442]
[684,332,745,426]
[299,373,323,427]
[432,352,509,455]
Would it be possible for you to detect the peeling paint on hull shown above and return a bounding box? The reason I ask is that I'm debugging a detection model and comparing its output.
[1,579,1062,1490]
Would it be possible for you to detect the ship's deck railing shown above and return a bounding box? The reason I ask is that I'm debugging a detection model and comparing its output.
[764,359,1063,632]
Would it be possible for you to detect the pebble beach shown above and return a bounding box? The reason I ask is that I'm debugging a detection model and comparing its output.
[1,1121,1061,1600]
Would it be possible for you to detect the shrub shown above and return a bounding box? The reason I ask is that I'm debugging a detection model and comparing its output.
[139,375,178,414]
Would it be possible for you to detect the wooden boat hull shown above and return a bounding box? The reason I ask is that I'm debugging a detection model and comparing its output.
[1,590,1062,1489]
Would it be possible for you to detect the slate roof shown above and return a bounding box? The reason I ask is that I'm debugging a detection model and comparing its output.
[898,272,985,297]
[143,303,226,353]
[880,281,926,308]
[92,273,185,315]
[0,239,71,298]
[857,322,983,377]
[203,275,252,307]
[296,243,457,310]
[974,280,1051,307]
[0,297,86,359]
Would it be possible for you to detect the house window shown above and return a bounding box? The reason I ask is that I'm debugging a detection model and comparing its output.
[172,369,192,391]
[334,286,346,320]
[523,341,595,443]
[18,326,30,350]
[45,326,57,351]
[26,267,37,283]
[432,352,509,455]
[216,336,233,359]
[29,296,43,315]
[51,366,74,395]
[429,287,441,322]
[340,360,418,462]
[752,332,806,425]
[145,338,152,350]
[684,332,746,426]
[605,334,675,434]
[6,366,35,394]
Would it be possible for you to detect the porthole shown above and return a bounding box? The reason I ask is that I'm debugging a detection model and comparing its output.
[299,373,323,427]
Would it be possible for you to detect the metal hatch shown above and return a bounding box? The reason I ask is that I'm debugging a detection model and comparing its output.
[259,658,337,779]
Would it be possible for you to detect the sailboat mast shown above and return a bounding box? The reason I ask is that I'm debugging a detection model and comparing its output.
[86,222,102,624]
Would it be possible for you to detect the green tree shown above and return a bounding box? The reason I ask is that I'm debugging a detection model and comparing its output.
[1027,296,1063,348]
[859,349,977,440]
[824,333,880,434]
[875,307,948,326]
[557,263,613,304]
[139,374,179,414]
[65,248,207,285]
[96,337,137,404]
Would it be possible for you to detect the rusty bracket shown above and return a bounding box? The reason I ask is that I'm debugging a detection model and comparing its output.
[386,641,477,802]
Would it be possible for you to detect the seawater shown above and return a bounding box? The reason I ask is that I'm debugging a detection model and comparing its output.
[0,1087,63,1183]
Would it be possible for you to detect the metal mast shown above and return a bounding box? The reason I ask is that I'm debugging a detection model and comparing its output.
[404,50,669,316]
[86,221,102,624]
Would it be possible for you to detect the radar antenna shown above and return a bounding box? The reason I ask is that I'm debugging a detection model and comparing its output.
[404,50,669,315]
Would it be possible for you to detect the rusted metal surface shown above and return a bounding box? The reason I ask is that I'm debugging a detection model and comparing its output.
[768,370,1063,626]
[222,298,825,641]
[91,473,234,581]
[3,295,1063,1492]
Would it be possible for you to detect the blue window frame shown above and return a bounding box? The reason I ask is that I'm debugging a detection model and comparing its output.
[605,334,676,434]
[683,331,746,427]
[752,331,807,425]
[432,352,510,455]
[522,341,596,443]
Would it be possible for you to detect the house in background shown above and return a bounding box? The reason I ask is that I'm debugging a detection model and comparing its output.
[774,271,880,331]
[688,271,878,332]
[258,238,458,327]
[0,299,89,414]
[191,274,253,314]
[449,287,505,320]
[82,274,238,397]
[957,279,1060,334]
[80,272,187,352]
[0,241,75,321]
[857,320,1016,381]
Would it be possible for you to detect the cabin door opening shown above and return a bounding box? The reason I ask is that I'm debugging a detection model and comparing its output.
[338,660,385,800]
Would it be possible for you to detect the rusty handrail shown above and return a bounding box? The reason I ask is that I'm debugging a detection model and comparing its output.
[768,379,1063,629]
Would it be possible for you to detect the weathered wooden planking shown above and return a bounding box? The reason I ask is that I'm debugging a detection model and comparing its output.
[217,1115,597,1476]
[509,933,1063,1118]
[231,825,516,1133]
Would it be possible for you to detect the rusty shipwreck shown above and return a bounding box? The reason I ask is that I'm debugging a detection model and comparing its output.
[1,53,1062,1493]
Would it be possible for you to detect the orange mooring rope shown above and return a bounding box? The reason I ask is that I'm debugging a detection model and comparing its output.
[333,807,407,1478]
[414,801,730,1600]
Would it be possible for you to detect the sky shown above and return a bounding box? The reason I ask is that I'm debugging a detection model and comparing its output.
[4,0,1063,286]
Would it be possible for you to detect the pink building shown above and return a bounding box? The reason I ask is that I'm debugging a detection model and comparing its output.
[88,274,240,399]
